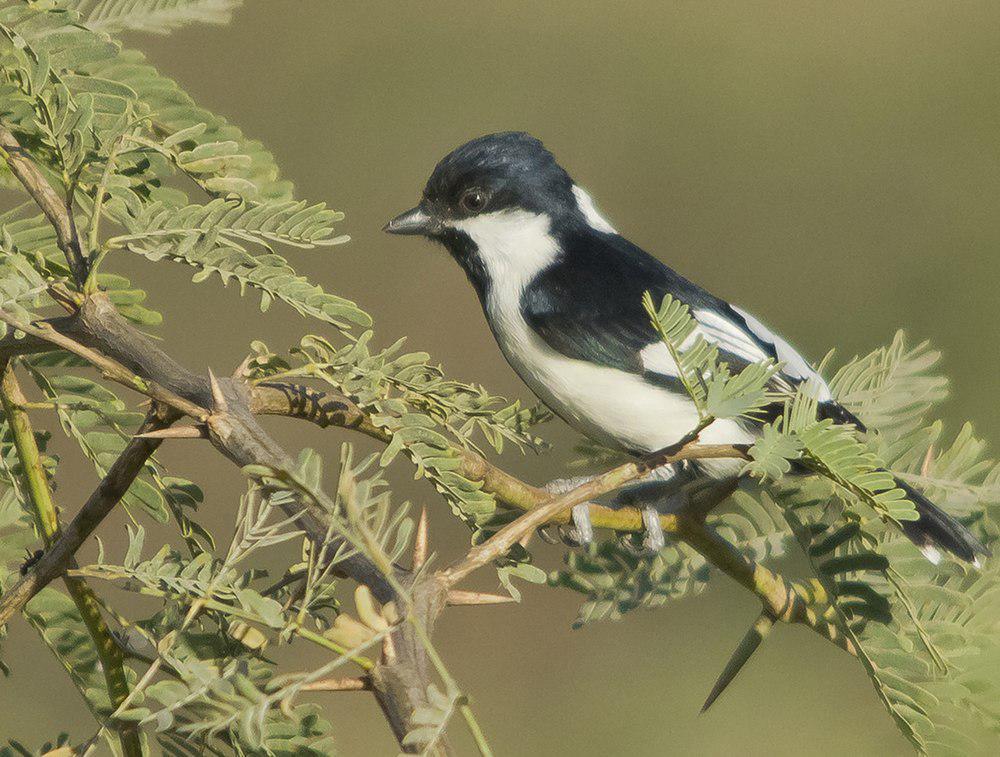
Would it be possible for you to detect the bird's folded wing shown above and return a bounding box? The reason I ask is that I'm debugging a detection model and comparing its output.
[521,236,830,399]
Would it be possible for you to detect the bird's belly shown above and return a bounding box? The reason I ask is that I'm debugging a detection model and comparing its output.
[489,309,753,457]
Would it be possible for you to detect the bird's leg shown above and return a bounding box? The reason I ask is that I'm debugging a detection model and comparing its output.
[616,488,687,556]
[542,474,599,546]
[641,506,665,552]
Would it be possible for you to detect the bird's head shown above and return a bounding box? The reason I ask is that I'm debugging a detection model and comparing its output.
[384,132,616,292]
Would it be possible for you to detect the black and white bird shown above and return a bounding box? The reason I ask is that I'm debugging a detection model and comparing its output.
[384,131,988,565]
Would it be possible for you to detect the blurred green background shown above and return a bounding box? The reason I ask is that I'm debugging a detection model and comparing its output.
[2,1,999,754]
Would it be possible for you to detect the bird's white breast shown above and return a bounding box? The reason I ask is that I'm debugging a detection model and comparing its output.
[447,209,753,462]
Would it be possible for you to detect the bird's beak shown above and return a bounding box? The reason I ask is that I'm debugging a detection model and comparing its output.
[383,205,439,236]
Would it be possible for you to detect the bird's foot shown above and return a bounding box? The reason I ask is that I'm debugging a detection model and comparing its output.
[543,475,597,495]
[540,476,598,547]
[567,503,595,546]
[617,506,668,556]
[642,506,665,552]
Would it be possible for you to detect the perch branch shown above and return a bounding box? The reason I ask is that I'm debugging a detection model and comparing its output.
[251,380,856,653]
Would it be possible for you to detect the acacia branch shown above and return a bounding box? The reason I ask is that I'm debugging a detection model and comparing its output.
[0,309,208,420]
[0,124,88,284]
[0,295,439,750]
[440,436,743,587]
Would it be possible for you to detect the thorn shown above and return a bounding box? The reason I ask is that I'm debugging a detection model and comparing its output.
[412,505,429,570]
[701,611,774,713]
[921,444,936,476]
[208,367,228,413]
[381,633,396,664]
[300,675,371,692]
[446,589,517,606]
[233,354,254,380]
[134,425,207,439]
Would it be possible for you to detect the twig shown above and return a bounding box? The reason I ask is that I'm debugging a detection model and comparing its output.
[0,361,142,756]
[0,407,178,627]
[0,124,88,285]
[439,435,745,588]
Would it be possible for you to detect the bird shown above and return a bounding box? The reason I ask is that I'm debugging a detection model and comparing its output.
[383,131,988,565]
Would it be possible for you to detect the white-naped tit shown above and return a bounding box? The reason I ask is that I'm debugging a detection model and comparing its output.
[384,131,988,564]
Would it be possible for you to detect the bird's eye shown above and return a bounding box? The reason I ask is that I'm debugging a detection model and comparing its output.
[459,188,488,213]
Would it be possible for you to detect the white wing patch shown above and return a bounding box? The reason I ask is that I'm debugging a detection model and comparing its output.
[639,341,680,378]
[639,306,834,401]
[694,309,771,366]
[572,185,617,234]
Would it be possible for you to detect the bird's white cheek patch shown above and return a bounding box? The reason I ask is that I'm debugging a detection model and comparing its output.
[447,210,560,292]
[572,185,616,233]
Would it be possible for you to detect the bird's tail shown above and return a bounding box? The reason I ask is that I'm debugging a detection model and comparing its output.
[893,477,991,565]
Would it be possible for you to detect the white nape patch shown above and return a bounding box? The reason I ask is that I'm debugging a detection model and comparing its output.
[920,544,943,565]
[572,185,616,233]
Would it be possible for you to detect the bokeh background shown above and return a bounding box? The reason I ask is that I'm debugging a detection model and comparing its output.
[3,1,1000,754]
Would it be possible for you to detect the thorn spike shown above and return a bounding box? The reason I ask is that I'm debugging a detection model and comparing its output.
[701,612,774,713]
[412,506,429,570]
[208,368,228,413]
[300,676,371,692]
[233,354,254,380]
[134,425,207,439]
[446,589,517,606]
[921,444,936,476]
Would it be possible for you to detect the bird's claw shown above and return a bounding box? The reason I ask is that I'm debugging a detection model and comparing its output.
[616,506,666,556]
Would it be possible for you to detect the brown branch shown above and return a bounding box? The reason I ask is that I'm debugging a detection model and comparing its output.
[0,124,88,285]
[0,407,177,627]
[0,330,61,359]
[0,309,208,420]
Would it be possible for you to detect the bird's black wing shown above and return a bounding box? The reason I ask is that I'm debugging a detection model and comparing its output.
[521,229,786,387]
